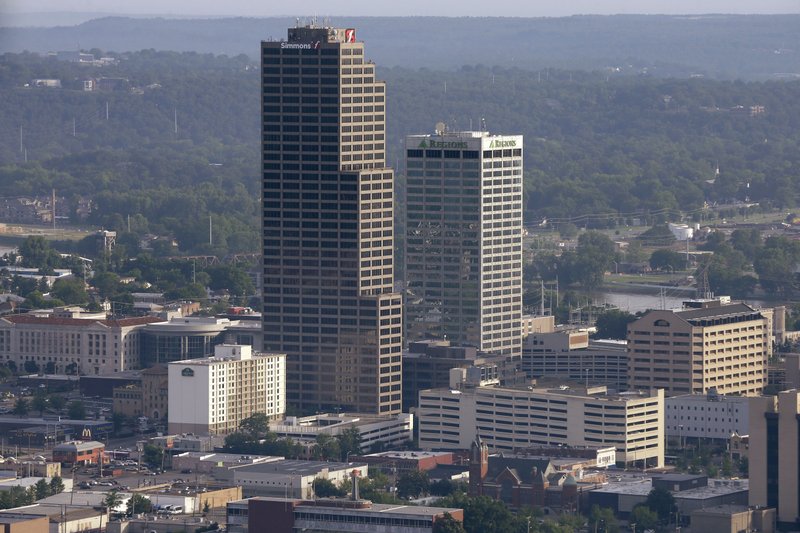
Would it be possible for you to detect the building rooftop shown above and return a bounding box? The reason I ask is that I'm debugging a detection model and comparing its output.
[233,460,364,476]
[675,303,758,320]
[590,477,748,499]
[243,496,461,517]
[2,314,163,328]
[364,451,451,460]
[691,504,755,516]
[53,440,104,453]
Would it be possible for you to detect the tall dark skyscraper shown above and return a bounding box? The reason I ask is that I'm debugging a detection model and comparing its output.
[261,25,402,415]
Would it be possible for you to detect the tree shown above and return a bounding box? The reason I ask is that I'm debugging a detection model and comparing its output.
[33,479,51,500]
[312,478,345,498]
[336,426,361,462]
[638,225,676,247]
[396,470,430,499]
[593,309,637,339]
[67,400,86,420]
[630,505,659,531]
[127,493,153,515]
[649,249,686,271]
[23,360,39,374]
[49,476,65,495]
[238,412,270,437]
[433,513,467,533]
[142,443,163,467]
[588,505,619,533]
[49,395,66,411]
[437,493,520,533]
[645,486,677,522]
[311,434,341,461]
[103,490,123,513]
[50,278,89,305]
[18,236,59,269]
[31,393,48,416]
[12,398,29,417]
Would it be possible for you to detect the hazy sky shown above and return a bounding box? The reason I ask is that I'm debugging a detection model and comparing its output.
[5,0,800,17]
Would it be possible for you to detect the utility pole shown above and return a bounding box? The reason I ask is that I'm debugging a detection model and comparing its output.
[106,101,109,121]
[52,189,56,230]
[209,216,213,246]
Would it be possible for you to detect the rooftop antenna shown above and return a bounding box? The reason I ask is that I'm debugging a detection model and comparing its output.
[480,117,487,132]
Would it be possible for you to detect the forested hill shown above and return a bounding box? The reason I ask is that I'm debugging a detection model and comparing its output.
[2,15,800,80]
[1,51,800,255]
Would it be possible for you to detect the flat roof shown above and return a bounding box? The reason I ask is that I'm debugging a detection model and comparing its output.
[244,497,460,517]
[365,451,451,460]
[591,478,748,499]
[233,459,365,476]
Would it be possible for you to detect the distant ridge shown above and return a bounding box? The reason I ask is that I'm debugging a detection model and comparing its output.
[2,15,800,79]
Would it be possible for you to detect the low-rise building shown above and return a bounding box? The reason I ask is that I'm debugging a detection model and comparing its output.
[0,313,162,375]
[227,496,463,533]
[269,412,413,451]
[168,344,285,435]
[224,460,368,499]
[587,474,748,520]
[52,441,105,465]
[172,452,281,474]
[664,390,749,444]
[418,379,664,468]
[141,317,233,366]
[467,436,607,510]
[351,451,454,475]
[690,505,776,533]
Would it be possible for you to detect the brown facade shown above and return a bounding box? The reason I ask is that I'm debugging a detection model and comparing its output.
[261,26,402,415]
[628,303,769,397]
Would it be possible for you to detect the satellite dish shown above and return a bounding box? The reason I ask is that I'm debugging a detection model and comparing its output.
[435,122,446,136]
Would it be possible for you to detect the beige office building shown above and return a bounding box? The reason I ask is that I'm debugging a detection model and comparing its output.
[405,131,523,358]
[0,311,161,375]
[261,25,402,415]
[418,381,664,468]
[627,300,771,396]
[749,390,800,528]
[168,345,285,435]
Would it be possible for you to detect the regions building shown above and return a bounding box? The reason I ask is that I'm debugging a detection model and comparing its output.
[0,310,162,375]
[418,379,664,468]
[627,298,772,396]
[664,389,749,444]
[168,344,285,435]
[749,389,800,528]
[405,129,523,358]
[227,496,463,533]
[262,25,402,415]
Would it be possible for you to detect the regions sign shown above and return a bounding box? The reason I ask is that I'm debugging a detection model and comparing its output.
[488,138,518,148]
[417,139,469,149]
